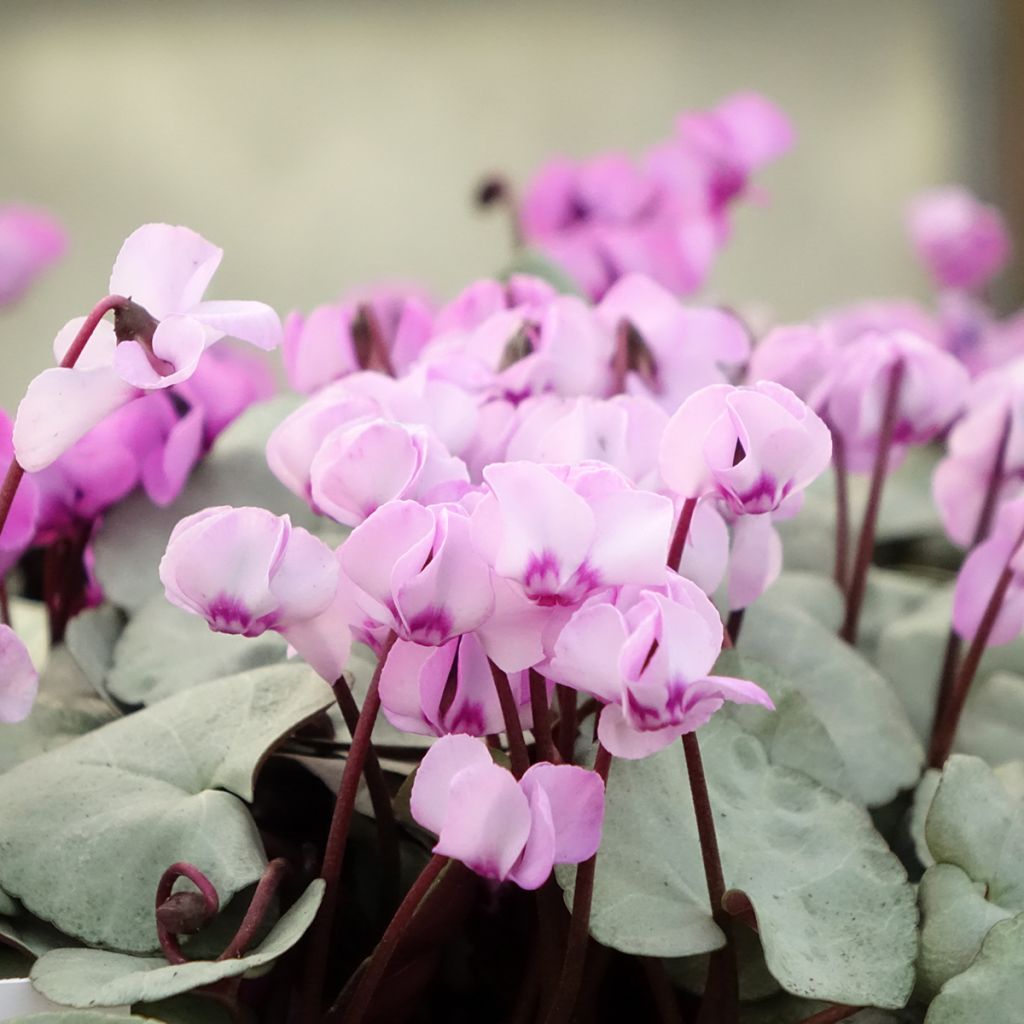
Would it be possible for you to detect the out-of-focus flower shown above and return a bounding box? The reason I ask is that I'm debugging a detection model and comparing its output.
[0,412,39,574]
[659,381,831,516]
[283,287,434,393]
[0,205,66,307]
[952,497,1024,646]
[0,625,38,723]
[472,461,673,608]
[432,276,556,335]
[14,224,282,471]
[934,359,1024,547]
[907,187,1011,293]
[824,330,969,472]
[548,573,772,758]
[746,324,836,407]
[411,733,605,889]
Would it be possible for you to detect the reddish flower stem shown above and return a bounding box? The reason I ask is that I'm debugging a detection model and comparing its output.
[155,862,220,965]
[556,684,578,763]
[0,579,10,627]
[529,668,557,763]
[218,858,291,961]
[0,294,129,542]
[932,409,1012,736]
[330,853,450,1024]
[542,740,613,1024]
[667,497,698,573]
[928,532,1024,767]
[831,428,850,593]
[682,730,738,1024]
[797,1005,862,1024]
[299,631,396,1021]
[840,360,906,644]
[490,658,530,778]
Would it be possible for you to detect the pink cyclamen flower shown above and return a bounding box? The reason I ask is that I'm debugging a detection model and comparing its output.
[746,324,837,407]
[283,287,434,393]
[340,500,494,646]
[0,205,66,307]
[472,461,673,608]
[0,625,38,723]
[907,187,1011,293]
[380,631,530,737]
[933,358,1024,547]
[411,733,605,890]
[952,497,1024,646]
[160,506,346,679]
[824,330,969,472]
[310,418,469,527]
[597,274,750,410]
[659,381,832,517]
[548,573,773,759]
[14,223,282,471]
[432,276,556,334]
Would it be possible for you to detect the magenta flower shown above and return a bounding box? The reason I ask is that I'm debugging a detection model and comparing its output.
[283,287,434,393]
[597,274,750,409]
[824,330,969,472]
[159,507,345,678]
[380,632,530,737]
[0,205,66,307]
[472,461,673,608]
[340,500,494,646]
[410,734,605,890]
[952,497,1024,646]
[432,276,556,335]
[0,412,39,574]
[13,224,282,471]
[659,381,832,516]
[0,625,38,723]
[548,574,772,759]
[310,417,469,528]
[907,187,1011,293]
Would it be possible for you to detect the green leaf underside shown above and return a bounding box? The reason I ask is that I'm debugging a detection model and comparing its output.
[0,665,332,953]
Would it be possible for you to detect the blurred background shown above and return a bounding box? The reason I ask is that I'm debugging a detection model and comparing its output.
[1,0,1019,408]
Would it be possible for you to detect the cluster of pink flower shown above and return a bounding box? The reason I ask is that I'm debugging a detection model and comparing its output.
[2,97,1022,901]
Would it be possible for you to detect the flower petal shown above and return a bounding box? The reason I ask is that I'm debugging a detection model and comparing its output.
[191,299,283,351]
[519,762,605,863]
[410,733,495,835]
[0,625,39,723]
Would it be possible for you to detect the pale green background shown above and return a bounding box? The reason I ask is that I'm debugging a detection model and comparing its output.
[0,0,1006,409]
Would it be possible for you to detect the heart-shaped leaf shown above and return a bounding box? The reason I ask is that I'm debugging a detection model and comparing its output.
[737,599,923,805]
[93,396,316,612]
[29,881,323,1007]
[558,715,917,1008]
[0,664,332,952]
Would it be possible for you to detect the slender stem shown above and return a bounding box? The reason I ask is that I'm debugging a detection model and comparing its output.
[476,174,523,249]
[328,853,449,1024]
[682,731,738,1024]
[298,632,396,1021]
[155,862,220,965]
[556,685,578,763]
[931,409,1012,736]
[928,546,1022,767]
[490,659,530,778]
[332,674,400,910]
[0,579,9,627]
[0,294,129,542]
[218,858,291,960]
[797,1005,862,1024]
[542,741,613,1024]
[640,957,684,1024]
[529,669,557,763]
[840,360,906,644]
[667,497,698,573]
[831,428,850,593]
[725,608,745,646]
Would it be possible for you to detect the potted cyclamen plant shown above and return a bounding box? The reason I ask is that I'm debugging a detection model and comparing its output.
[1,92,1023,1024]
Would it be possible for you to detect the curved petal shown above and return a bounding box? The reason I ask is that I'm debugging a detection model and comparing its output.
[278,587,354,683]
[474,576,550,673]
[410,733,494,835]
[586,487,673,586]
[547,601,628,703]
[953,536,1024,646]
[0,625,38,723]
[114,316,208,389]
[13,366,137,471]
[727,513,783,610]
[191,299,283,351]
[109,223,222,319]
[597,702,682,760]
[508,783,557,890]
[268,526,339,623]
[659,385,730,498]
[380,638,454,735]
[519,762,605,863]
[141,405,205,506]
